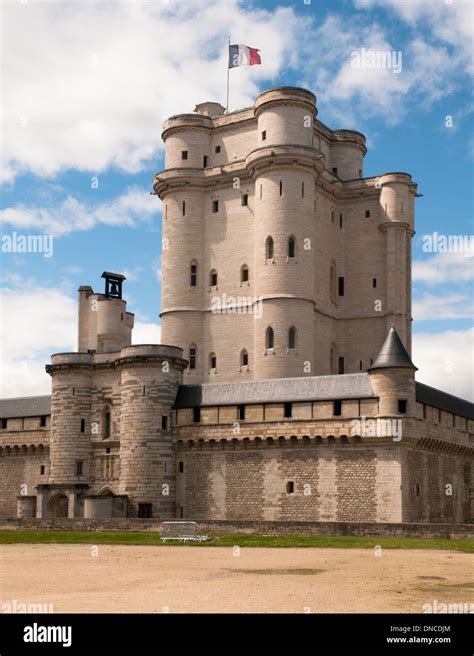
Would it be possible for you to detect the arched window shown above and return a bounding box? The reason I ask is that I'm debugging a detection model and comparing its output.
[266,237,274,260]
[266,326,274,350]
[241,264,249,283]
[209,353,217,370]
[288,236,296,259]
[190,261,198,287]
[330,262,336,303]
[189,344,197,370]
[288,326,296,350]
[240,349,249,367]
[209,269,218,287]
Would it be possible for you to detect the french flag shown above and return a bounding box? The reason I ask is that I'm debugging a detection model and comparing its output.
[229,44,262,68]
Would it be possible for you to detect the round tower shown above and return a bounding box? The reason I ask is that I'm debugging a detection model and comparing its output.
[330,130,366,180]
[117,345,187,517]
[252,88,320,379]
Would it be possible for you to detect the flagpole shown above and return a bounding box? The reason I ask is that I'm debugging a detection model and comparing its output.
[226,36,230,113]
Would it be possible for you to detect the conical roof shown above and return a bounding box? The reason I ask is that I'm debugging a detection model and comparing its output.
[368,325,417,371]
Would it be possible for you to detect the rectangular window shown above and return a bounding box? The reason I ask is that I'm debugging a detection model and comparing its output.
[189,348,196,370]
[373,278,377,288]
[359,360,363,371]
[260,184,262,200]
[338,277,344,296]
[242,352,249,366]
[279,180,283,196]
[161,416,168,430]
[286,481,294,494]
[210,354,217,369]
[138,503,152,519]
[241,194,248,206]
[1,418,7,429]
[332,167,338,177]
[215,145,221,154]
[104,412,111,439]
[80,418,85,433]
[203,155,208,167]
[40,465,45,475]
[181,150,188,160]
[193,407,201,423]
[338,357,345,374]
[261,130,266,141]
[40,415,47,427]
[398,400,407,414]
[210,271,218,287]
[339,214,343,229]
[365,210,371,218]
[182,201,186,216]
[179,461,184,473]
[190,264,197,287]
[333,400,342,416]
[302,182,304,198]
[284,402,293,419]
[75,460,83,476]
[212,200,219,213]
[242,268,249,282]
[238,405,246,421]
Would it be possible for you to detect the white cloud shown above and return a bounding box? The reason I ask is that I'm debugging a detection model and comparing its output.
[413,252,474,284]
[1,0,302,183]
[0,282,161,397]
[413,328,474,400]
[0,186,160,236]
[413,292,473,321]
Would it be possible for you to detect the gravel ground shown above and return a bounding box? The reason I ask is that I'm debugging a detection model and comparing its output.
[1,544,472,613]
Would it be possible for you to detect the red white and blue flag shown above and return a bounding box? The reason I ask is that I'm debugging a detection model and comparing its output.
[229,44,261,68]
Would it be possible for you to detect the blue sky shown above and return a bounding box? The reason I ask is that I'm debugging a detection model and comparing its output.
[0,0,473,399]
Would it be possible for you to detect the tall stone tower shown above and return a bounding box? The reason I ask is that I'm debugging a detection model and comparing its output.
[154,87,417,384]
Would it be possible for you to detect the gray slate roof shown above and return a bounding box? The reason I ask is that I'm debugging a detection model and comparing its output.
[173,373,374,408]
[416,382,474,420]
[0,395,51,418]
[369,325,417,371]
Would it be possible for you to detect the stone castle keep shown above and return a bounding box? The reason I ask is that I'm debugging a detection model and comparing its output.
[1,87,473,525]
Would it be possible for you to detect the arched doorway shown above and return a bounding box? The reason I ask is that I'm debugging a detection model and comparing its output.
[48,493,68,518]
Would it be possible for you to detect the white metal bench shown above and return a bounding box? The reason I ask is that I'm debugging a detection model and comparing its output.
[160,521,211,542]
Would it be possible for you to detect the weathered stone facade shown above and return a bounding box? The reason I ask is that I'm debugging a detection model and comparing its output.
[0,87,472,527]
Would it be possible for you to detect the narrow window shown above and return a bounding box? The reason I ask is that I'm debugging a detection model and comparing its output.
[210,270,218,287]
[182,201,186,216]
[438,409,442,423]
[288,237,296,259]
[333,400,342,416]
[161,416,168,430]
[261,130,267,141]
[260,184,262,200]
[189,346,196,370]
[40,465,45,475]
[332,167,338,177]
[142,385,146,397]
[452,414,456,428]
[338,277,344,296]
[138,504,152,518]
[365,210,370,218]
[210,353,217,369]
[215,145,221,154]
[80,418,85,433]
[241,265,249,283]
[212,200,219,213]
[241,193,248,206]
[338,357,345,374]
[190,262,197,287]
[288,326,296,350]
[373,278,377,288]
[302,182,304,198]
[398,400,407,414]
[370,358,373,366]
[241,350,249,367]
[359,360,363,371]
[359,169,362,177]
[40,415,47,427]
[415,483,421,497]
[279,180,283,196]
[266,237,274,260]
[286,481,294,494]
[193,407,201,423]
[75,460,84,476]
[1,418,7,429]
[104,412,111,439]
[181,150,188,160]
[179,461,184,473]
[203,155,208,167]
[339,214,343,229]
[238,405,246,421]
[284,402,292,418]
[266,327,274,350]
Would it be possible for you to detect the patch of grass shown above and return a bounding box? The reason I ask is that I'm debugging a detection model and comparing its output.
[0,530,472,552]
